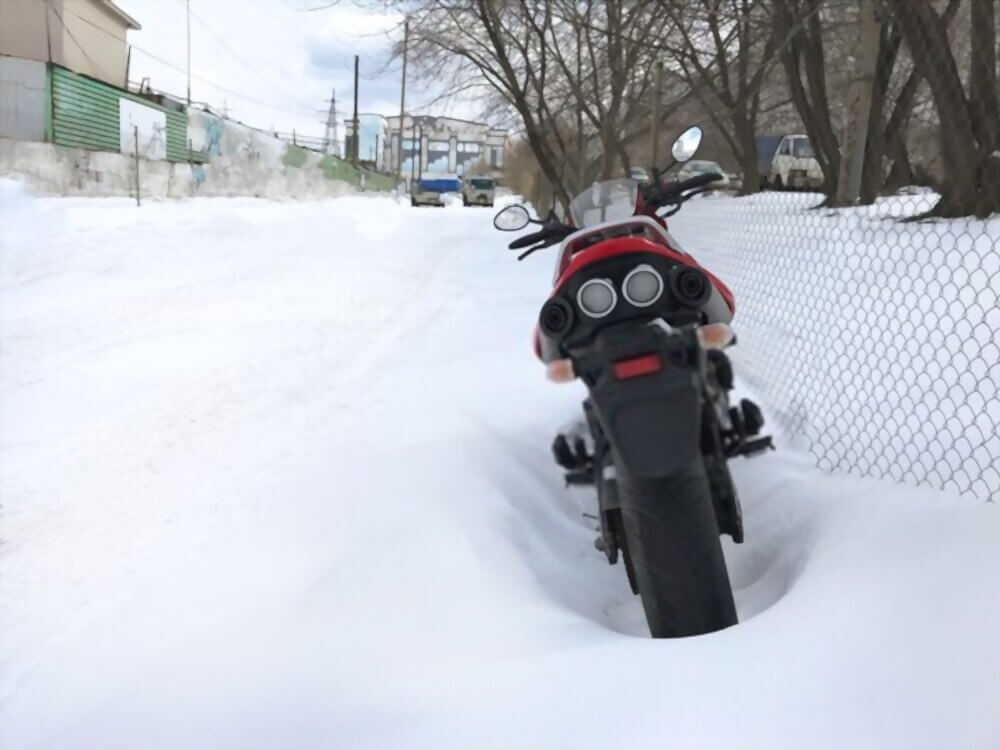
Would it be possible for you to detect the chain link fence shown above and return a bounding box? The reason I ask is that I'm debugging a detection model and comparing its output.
[670,191,999,502]
[657,0,1000,503]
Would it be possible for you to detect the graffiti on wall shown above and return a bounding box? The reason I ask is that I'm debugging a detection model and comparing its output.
[119,99,167,161]
[456,142,482,176]
[188,110,281,166]
[182,107,393,193]
[427,140,450,172]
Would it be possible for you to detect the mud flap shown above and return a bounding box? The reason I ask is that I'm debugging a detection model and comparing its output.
[584,329,703,479]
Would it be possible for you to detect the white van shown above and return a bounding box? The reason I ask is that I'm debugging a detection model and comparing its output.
[757,134,823,190]
[462,176,496,207]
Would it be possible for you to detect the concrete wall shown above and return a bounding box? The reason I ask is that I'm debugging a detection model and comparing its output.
[187,109,395,192]
[0,0,63,64]
[0,138,362,199]
[61,0,131,87]
[0,57,46,141]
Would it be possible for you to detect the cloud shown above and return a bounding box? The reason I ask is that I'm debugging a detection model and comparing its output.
[116,0,405,137]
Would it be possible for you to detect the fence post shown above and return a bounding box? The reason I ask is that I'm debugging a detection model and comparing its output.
[134,125,141,207]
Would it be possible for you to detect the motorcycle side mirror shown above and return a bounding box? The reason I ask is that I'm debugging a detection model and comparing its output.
[493,204,534,231]
[671,126,703,163]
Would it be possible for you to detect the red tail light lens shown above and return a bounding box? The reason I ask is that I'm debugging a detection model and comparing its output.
[613,354,662,380]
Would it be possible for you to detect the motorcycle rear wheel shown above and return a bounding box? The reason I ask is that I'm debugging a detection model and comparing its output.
[617,458,738,638]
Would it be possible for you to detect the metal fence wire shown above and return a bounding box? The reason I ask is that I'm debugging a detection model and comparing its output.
[654,0,1000,503]
[670,192,1000,503]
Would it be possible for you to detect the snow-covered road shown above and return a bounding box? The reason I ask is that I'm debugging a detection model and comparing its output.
[1,182,998,749]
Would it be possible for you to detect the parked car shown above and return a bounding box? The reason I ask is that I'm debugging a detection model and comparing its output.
[412,173,461,207]
[627,166,651,184]
[462,176,496,206]
[675,160,731,191]
[756,134,823,190]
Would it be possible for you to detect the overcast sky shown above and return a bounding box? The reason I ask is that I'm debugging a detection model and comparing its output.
[115,0,470,139]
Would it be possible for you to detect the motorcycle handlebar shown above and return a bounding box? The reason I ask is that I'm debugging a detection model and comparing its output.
[646,172,724,211]
[509,229,552,250]
[671,172,724,194]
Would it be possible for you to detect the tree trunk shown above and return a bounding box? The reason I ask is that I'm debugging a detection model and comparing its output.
[835,0,881,205]
[773,0,842,203]
[735,121,760,196]
[859,15,902,203]
[891,0,999,218]
[883,139,915,193]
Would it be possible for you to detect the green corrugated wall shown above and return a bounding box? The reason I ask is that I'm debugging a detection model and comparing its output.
[50,66,188,162]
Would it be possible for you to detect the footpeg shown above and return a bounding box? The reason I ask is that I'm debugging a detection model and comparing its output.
[727,435,774,458]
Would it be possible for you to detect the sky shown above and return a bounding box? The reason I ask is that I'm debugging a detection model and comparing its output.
[115,0,474,141]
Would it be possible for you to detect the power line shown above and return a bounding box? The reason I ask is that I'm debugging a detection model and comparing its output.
[176,0,318,113]
[130,46,315,117]
[55,0,318,119]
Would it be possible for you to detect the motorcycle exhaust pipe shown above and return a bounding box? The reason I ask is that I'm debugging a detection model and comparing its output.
[539,298,575,337]
[669,266,711,307]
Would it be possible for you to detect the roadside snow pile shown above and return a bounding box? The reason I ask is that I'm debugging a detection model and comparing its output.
[1,189,998,750]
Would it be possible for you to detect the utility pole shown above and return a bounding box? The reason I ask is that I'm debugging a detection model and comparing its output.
[352,55,360,166]
[185,0,191,106]
[410,118,417,184]
[650,61,663,168]
[417,124,423,175]
[396,18,409,180]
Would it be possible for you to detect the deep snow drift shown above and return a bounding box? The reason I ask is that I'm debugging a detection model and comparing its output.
[1,181,998,749]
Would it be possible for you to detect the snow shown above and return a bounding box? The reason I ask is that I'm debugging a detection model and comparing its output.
[1,179,998,749]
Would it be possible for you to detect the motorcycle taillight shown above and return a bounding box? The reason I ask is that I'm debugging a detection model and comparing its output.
[613,354,662,380]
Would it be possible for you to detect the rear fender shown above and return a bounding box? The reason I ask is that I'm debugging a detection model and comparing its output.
[580,326,704,478]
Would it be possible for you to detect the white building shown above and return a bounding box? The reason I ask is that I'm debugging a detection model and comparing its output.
[0,0,140,88]
[385,115,506,182]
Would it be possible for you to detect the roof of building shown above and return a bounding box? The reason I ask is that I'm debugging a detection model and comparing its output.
[386,114,507,134]
[103,1,142,30]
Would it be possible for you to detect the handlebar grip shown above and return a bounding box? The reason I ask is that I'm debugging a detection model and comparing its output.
[509,229,551,250]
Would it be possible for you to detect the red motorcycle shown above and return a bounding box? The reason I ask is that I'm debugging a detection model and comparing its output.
[494,127,772,638]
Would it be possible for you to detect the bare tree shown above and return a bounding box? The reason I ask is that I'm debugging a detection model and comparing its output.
[657,0,780,195]
[767,0,847,201]
[399,0,692,207]
[859,0,964,201]
[888,0,999,218]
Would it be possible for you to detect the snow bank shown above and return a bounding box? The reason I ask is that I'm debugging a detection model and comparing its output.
[1,192,997,749]
[0,139,362,200]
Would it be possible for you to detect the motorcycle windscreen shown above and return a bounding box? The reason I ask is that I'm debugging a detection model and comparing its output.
[569,179,639,228]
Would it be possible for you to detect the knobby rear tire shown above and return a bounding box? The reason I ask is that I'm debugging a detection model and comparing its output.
[617,458,738,638]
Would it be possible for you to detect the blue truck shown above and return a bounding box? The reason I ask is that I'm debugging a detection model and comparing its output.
[411,173,462,207]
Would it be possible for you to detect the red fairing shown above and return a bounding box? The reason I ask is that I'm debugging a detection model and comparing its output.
[552,237,736,315]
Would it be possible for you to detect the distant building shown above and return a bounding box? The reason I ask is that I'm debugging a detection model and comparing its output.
[385,115,506,183]
[342,113,389,171]
[0,0,141,87]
